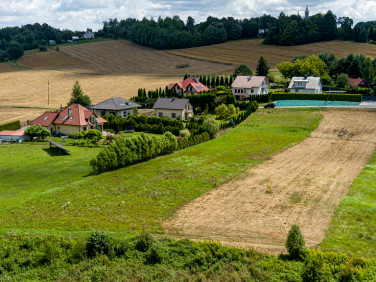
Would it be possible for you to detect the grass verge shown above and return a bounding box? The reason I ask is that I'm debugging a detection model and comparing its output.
[320,149,376,258]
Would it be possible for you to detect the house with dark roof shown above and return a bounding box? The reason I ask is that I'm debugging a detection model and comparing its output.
[231,76,268,100]
[152,98,193,120]
[29,104,107,135]
[289,76,322,93]
[90,97,141,118]
[348,78,369,88]
[168,77,209,94]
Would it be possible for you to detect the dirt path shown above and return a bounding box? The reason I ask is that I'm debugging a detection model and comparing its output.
[163,109,376,254]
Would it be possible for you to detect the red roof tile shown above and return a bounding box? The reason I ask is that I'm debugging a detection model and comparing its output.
[0,130,25,136]
[168,77,208,92]
[29,112,58,127]
[54,104,107,126]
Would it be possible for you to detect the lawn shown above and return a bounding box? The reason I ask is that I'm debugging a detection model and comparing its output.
[320,149,376,258]
[0,109,322,236]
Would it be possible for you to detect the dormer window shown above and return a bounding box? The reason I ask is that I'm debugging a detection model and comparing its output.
[69,116,74,121]
[44,116,48,121]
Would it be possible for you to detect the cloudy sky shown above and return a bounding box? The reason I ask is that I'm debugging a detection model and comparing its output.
[0,0,375,31]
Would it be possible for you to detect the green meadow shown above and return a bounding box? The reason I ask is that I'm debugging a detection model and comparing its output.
[0,108,322,235]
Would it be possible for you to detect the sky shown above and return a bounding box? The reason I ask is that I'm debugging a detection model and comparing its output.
[0,0,375,31]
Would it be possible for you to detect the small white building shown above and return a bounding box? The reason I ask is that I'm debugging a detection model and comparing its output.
[289,76,322,93]
[72,36,79,41]
[231,76,268,100]
[83,28,94,39]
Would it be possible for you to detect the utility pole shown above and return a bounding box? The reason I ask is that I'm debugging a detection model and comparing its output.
[48,81,50,106]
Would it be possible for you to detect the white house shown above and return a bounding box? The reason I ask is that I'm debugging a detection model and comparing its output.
[83,28,95,39]
[289,76,322,93]
[231,76,268,100]
[153,98,193,121]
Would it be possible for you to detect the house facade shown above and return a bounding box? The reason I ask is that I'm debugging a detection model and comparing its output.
[289,76,322,93]
[231,76,268,100]
[29,104,107,136]
[83,28,95,39]
[168,77,209,95]
[153,98,193,121]
[91,97,141,118]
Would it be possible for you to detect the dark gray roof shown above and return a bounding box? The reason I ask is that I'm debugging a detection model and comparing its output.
[152,98,190,110]
[90,97,141,111]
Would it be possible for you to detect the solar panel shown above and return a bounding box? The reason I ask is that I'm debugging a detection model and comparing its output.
[47,139,70,153]
[196,85,203,90]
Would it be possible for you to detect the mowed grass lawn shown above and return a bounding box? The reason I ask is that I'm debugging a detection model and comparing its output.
[0,109,322,235]
[320,150,376,258]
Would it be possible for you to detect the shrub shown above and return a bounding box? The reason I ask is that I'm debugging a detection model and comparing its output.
[85,129,102,142]
[38,45,47,51]
[135,231,154,252]
[179,129,191,138]
[86,231,111,257]
[0,120,21,131]
[285,224,305,260]
[25,124,51,140]
[145,243,165,264]
[215,104,229,119]
[202,116,220,137]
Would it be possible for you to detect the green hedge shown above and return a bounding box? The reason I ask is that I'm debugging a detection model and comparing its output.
[271,93,361,102]
[178,132,211,149]
[0,120,21,131]
[90,132,178,172]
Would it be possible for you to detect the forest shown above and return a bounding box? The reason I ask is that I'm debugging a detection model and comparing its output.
[97,12,376,49]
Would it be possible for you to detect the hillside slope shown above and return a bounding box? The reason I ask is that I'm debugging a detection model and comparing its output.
[169,39,376,70]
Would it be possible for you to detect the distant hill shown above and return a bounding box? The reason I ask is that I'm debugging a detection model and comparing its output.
[169,39,376,71]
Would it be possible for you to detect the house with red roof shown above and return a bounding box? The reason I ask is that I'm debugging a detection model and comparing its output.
[29,104,107,136]
[348,78,369,88]
[168,77,209,95]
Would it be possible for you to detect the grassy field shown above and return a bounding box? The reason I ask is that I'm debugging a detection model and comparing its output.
[0,109,322,235]
[320,149,376,258]
[169,39,376,71]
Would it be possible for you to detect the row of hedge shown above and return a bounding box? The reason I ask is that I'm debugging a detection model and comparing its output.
[0,120,21,131]
[271,93,362,102]
[90,132,177,172]
[178,132,211,150]
[221,101,259,129]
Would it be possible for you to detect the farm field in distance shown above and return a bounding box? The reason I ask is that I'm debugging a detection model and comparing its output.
[169,39,376,71]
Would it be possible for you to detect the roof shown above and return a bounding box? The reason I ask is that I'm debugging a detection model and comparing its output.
[231,76,266,88]
[168,77,208,92]
[30,104,107,128]
[348,78,368,88]
[29,112,59,127]
[91,97,141,111]
[289,76,321,90]
[0,130,25,136]
[152,98,190,110]
[54,104,107,126]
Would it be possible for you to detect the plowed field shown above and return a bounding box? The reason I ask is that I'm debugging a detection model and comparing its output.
[163,109,376,254]
[169,39,376,71]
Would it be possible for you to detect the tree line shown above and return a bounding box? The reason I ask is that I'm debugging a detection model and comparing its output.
[98,13,376,49]
[0,23,80,62]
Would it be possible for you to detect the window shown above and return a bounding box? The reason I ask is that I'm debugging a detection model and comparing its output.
[44,116,48,121]
[172,113,176,119]
[69,116,74,121]
[159,112,163,117]
[63,115,68,121]
[251,89,254,93]
[123,111,127,118]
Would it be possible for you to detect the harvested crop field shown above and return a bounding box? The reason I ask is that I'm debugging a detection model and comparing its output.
[17,50,84,69]
[163,109,376,254]
[0,107,48,124]
[59,40,232,75]
[0,70,176,108]
[169,39,376,71]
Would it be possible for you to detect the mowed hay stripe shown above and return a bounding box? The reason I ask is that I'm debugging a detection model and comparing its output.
[163,109,376,254]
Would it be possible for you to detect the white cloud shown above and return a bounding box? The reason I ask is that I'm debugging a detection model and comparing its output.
[0,0,373,31]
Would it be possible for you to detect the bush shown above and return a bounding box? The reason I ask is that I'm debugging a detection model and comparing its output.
[25,124,51,140]
[86,231,111,257]
[85,129,102,142]
[136,231,154,252]
[271,93,361,102]
[202,116,220,137]
[0,120,21,131]
[215,104,230,119]
[145,243,165,264]
[179,129,191,138]
[285,224,305,260]
[38,45,47,51]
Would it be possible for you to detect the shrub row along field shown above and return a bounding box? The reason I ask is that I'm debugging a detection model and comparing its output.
[1,232,376,281]
[0,120,21,131]
[169,39,376,71]
[320,149,376,258]
[0,109,322,234]
[271,93,362,102]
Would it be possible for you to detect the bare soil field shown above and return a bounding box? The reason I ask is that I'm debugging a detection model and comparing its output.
[163,109,376,254]
[0,107,48,124]
[169,39,376,71]
[0,70,176,109]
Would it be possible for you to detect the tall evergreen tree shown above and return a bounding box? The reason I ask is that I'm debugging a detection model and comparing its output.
[256,56,270,76]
